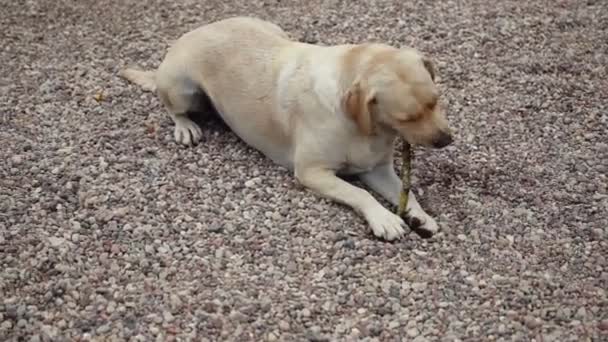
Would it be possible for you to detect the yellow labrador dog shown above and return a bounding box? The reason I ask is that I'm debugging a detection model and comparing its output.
[120,16,453,241]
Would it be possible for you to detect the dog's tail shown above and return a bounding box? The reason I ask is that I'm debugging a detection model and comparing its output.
[119,68,157,92]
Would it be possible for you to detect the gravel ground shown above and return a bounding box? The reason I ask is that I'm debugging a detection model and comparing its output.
[1,0,607,341]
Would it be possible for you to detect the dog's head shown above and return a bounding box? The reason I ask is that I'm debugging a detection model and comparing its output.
[341,45,453,148]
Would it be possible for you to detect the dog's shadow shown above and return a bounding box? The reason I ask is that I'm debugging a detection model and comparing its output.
[187,91,230,133]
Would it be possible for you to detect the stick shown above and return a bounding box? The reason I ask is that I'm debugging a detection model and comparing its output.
[397,141,412,218]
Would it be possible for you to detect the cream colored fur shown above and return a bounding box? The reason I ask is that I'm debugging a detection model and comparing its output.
[120,16,453,241]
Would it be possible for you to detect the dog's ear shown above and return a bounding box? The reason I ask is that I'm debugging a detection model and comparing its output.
[343,80,376,136]
[422,56,436,82]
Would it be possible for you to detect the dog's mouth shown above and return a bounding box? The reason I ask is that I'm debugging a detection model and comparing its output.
[379,121,454,149]
[401,131,454,149]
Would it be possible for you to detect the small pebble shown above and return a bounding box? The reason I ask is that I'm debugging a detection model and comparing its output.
[279,320,290,331]
[407,327,419,337]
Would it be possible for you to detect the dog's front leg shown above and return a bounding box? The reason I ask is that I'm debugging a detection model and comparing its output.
[295,166,406,241]
[359,162,440,236]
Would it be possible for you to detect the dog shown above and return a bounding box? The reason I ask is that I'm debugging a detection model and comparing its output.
[120,16,453,241]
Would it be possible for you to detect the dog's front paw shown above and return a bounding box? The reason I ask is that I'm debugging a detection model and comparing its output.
[365,206,406,241]
[174,118,202,146]
[404,209,439,239]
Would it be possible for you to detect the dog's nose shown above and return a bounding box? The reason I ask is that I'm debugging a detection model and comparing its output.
[432,131,453,148]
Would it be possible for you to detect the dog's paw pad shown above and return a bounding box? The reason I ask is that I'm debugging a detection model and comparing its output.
[408,217,422,229]
[404,215,439,239]
[411,226,435,239]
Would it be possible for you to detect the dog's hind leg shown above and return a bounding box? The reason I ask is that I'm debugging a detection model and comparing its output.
[156,76,205,146]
